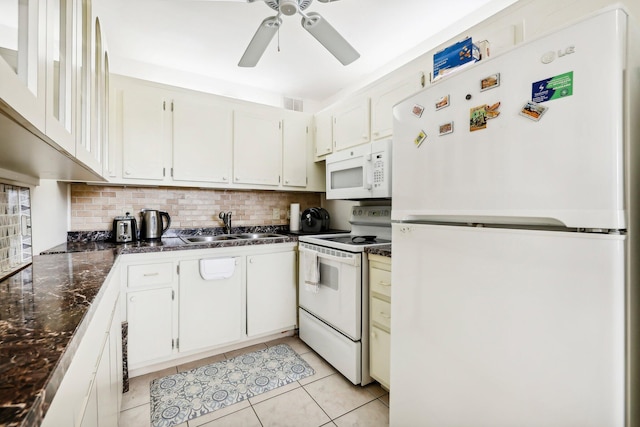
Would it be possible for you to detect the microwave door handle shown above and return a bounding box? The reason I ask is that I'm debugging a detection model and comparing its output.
[365,154,373,190]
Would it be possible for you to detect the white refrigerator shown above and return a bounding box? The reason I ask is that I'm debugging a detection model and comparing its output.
[391,7,640,427]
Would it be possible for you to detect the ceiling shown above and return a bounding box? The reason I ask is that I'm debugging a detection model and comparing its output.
[93,0,518,108]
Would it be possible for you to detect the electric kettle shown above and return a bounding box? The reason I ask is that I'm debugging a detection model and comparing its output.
[140,209,171,240]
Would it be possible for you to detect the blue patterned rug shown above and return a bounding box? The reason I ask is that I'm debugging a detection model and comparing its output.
[149,344,315,427]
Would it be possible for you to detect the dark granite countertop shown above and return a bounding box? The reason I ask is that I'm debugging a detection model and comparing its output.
[0,250,117,427]
[365,244,392,258]
[42,226,299,256]
[2,226,301,426]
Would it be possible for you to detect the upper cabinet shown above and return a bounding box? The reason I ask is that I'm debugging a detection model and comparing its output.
[370,72,424,141]
[110,75,323,192]
[282,111,310,188]
[233,109,282,186]
[313,108,333,159]
[313,70,425,160]
[333,95,370,152]
[0,0,46,131]
[0,0,108,183]
[172,94,233,184]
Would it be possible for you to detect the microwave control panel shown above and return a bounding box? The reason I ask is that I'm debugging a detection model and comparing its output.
[373,154,386,187]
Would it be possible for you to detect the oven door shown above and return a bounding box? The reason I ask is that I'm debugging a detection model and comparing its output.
[298,243,362,340]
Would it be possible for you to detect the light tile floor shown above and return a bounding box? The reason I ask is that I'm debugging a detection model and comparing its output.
[119,336,389,427]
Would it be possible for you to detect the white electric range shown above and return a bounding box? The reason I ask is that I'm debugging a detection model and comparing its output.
[297,206,391,385]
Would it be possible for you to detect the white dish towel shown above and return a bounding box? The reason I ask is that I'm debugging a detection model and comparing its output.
[303,250,320,293]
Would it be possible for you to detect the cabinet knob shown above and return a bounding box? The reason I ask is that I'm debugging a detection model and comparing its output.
[125,170,131,175]
[371,331,377,338]
[222,177,228,181]
[129,296,136,302]
[285,180,289,184]
[235,177,239,181]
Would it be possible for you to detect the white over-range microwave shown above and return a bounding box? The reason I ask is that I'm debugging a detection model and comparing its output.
[325,139,392,200]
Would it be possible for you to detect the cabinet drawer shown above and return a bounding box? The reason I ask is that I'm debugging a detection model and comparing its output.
[127,263,174,288]
[371,297,391,330]
[370,266,391,298]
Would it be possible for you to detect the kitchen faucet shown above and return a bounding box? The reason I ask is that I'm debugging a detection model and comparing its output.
[219,211,232,234]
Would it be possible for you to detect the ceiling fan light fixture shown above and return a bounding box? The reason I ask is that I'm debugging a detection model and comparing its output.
[279,0,299,16]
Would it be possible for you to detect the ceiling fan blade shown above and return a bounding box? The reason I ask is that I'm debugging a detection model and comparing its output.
[301,12,359,65]
[238,15,282,67]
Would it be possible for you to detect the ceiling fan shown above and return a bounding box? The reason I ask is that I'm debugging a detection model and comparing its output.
[233,0,360,67]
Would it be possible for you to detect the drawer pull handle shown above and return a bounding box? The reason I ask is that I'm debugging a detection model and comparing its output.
[143,272,160,277]
[378,281,391,287]
[380,312,390,319]
[371,331,377,338]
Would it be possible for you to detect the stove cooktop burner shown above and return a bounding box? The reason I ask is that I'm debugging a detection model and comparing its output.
[320,235,391,246]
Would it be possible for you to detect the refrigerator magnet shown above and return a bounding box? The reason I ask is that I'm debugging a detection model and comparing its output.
[435,95,450,110]
[481,73,500,91]
[412,104,425,117]
[470,105,487,132]
[519,101,547,121]
[486,101,501,119]
[439,122,454,136]
[414,130,427,147]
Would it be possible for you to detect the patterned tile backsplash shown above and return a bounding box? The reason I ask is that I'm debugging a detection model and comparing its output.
[0,183,32,279]
[70,184,322,232]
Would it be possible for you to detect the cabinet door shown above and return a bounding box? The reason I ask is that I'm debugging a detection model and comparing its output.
[172,96,232,183]
[370,73,423,140]
[247,251,297,337]
[178,258,243,353]
[282,112,309,187]
[233,109,282,186]
[370,325,390,389]
[314,108,333,158]
[121,84,168,181]
[333,97,370,151]
[127,288,174,366]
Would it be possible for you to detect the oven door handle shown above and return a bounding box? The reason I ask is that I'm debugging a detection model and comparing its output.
[299,246,361,267]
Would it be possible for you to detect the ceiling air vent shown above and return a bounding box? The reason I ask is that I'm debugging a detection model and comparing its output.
[284,97,303,112]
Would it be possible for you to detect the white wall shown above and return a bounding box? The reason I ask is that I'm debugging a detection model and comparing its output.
[31,180,69,254]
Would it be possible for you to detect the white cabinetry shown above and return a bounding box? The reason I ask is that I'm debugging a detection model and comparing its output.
[120,82,168,181]
[370,73,423,141]
[127,287,175,366]
[333,96,370,151]
[172,95,232,184]
[369,254,391,390]
[247,250,297,337]
[313,108,333,160]
[42,263,122,427]
[233,109,282,186]
[0,0,109,182]
[118,79,234,184]
[178,257,243,353]
[282,111,310,187]
[121,244,298,373]
[125,261,177,369]
[110,76,320,191]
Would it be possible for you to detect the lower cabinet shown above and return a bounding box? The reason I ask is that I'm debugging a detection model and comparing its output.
[122,243,298,373]
[247,250,297,337]
[127,287,175,366]
[42,265,122,427]
[369,254,391,390]
[178,257,243,353]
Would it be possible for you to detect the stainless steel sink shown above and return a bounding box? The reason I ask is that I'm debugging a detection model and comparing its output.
[180,233,286,244]
[235,233,286,239]
[180,235,240,243]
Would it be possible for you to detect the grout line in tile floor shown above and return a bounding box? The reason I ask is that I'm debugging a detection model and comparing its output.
[120,336,389,427]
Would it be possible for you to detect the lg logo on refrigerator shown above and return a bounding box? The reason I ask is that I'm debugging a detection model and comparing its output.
[541,45,575,64]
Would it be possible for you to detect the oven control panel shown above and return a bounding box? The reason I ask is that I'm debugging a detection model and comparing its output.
[350,206,391,224]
